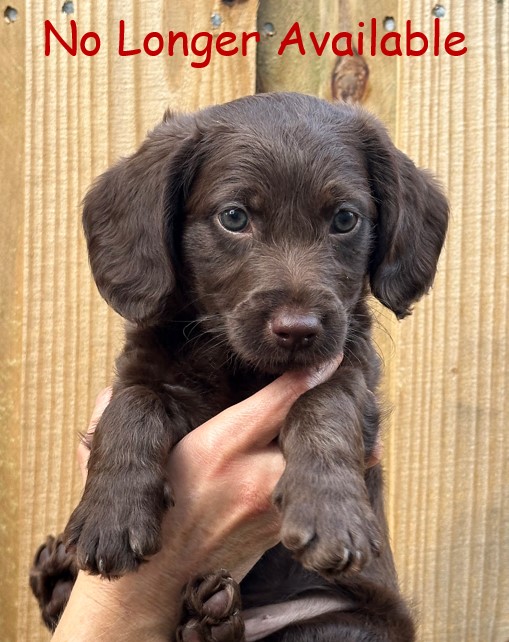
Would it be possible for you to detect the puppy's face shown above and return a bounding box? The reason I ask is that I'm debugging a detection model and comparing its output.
[82,93,448,366]
[182,128,375,372]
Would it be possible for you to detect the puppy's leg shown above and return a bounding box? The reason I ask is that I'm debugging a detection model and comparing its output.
[274,367,382,580]
[273,451,414,641]
[176,570,245,642]
[29,534,77,631]
[64,385,189,577]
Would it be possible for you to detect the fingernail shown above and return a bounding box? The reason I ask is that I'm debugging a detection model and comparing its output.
[305,354,343,388]
[95,387,113,406]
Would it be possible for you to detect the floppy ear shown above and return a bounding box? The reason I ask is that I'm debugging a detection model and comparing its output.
[82,112,200,325]
[355,113,449,319]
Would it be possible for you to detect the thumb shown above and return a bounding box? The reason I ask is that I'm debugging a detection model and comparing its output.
[77,387,112,483]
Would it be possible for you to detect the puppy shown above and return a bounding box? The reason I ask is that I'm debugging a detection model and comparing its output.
[30,92,448,641]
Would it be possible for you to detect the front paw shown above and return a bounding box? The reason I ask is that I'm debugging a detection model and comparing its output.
[64,472,170,577]
[273,468,382,580]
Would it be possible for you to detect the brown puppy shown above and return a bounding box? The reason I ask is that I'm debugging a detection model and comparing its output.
[30,93,448,640]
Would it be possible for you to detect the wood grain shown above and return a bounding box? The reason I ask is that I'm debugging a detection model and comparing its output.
[0,3,25,640]
[338,0,399,129]
[257,0,340,97]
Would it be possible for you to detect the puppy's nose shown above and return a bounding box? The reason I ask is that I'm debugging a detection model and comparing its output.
[270,312,321,349]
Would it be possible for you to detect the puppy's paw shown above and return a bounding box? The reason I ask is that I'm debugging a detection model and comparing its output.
[29,534,78,631]
[176,570,245,642]
[64,473,170,577]
[274,468,382,580]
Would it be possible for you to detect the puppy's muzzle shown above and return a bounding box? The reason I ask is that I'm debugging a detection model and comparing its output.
[225,287,346,372]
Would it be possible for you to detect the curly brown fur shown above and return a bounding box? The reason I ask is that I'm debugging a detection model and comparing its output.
[30,93,448,639]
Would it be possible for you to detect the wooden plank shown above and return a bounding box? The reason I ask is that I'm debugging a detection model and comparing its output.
[4,1,258,639]
[257,0,340,98]
[257,0,399,123]
[337,0,400,130]
[0,3,25,641]
[387,2,509,641]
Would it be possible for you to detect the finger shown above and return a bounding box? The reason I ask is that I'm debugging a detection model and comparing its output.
[78,447,89,484]
[193,355,343,451]
[77,387,113,483]
[88,387,113,433]
[366,436,384,468]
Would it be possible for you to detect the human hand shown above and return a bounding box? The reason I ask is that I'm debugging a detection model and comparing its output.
[54,358,348,641]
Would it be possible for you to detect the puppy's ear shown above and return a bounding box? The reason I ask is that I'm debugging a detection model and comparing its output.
[82,113,200,324]
[356,114,449,319]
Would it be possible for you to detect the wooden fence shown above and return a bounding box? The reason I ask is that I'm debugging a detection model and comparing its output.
[0,1,507,640]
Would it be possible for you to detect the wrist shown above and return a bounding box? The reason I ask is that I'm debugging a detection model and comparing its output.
[52,569,182,642]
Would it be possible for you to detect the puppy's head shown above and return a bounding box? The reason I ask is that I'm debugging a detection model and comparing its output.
[83,93,448,373]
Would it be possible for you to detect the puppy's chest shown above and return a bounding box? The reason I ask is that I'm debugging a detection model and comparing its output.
[163,355,272,431]
[120,328,271,432]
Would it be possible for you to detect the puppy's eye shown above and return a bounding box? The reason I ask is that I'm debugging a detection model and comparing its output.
[332,209,359,234]
[218,207,250,233]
